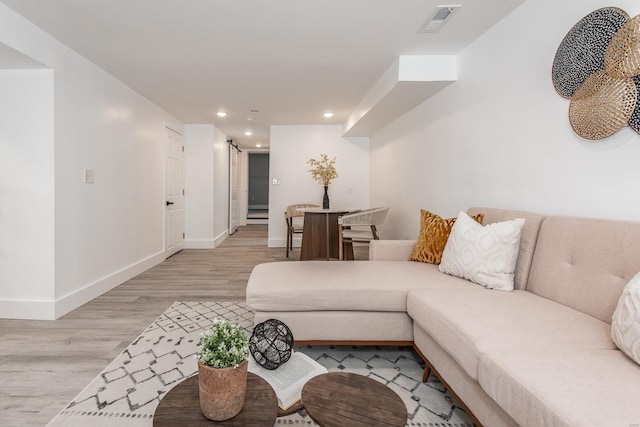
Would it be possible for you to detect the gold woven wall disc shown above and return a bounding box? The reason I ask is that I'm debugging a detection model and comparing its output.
[605,14,640,79]
[569,70,637,140]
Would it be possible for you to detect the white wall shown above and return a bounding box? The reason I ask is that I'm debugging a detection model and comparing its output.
[0,69,55,319]
[370,0,640,240]
[0,4,183,319]
[184,124,229,248]
[268,125,370,247]
[185,125,215,248]
[213,127,230,245]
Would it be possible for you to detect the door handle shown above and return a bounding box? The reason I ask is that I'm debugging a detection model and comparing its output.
[166,201,174,206]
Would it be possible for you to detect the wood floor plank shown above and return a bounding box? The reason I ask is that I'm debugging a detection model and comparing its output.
[0,225,369,426]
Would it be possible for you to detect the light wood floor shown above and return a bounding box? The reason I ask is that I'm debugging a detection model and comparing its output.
[0,225,368,426]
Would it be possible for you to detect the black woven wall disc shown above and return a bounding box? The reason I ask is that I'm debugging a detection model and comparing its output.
[552,8,629,99]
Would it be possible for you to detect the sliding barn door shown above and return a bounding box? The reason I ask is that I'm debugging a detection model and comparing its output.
[229,145,239,235]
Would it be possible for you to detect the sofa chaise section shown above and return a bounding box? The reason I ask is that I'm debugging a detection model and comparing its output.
[246,259,477,342]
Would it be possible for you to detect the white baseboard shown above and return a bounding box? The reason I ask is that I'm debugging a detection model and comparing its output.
[53,250,167,319]
[0,251,166,320]
[186,231,228,249]
[214,230,229,247]
[186,239,216,249]
[0,299,56,320]
[268,236,302,248]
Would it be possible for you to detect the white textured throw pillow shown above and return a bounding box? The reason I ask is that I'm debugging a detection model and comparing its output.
[611,272,640,365]
[439,211,525,291]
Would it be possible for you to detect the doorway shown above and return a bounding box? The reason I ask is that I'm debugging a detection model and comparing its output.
[165,125,184,257]
[247,153,269,221]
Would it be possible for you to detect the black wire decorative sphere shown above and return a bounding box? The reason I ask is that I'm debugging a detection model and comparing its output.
[249,319,294,370]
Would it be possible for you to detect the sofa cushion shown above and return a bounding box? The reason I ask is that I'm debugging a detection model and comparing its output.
[526,216,640,323]
[439,212,525,291]
[467,207,545,291]
[255,311,414,342]
[409,210,484,264]
[478,348,640,427]
[247,261,476,313]
[413,326,519,427]
[407,288,615,381]
[612,272,640,365]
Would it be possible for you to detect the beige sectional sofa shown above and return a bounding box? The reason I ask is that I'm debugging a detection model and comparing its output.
[246,207,640,426]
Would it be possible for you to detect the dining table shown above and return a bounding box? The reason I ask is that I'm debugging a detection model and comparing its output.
[298,207,356,261]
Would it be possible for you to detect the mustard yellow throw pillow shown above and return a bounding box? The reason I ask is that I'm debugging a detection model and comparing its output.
[410,210,484,264]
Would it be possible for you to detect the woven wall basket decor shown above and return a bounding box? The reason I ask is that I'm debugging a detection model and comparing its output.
[605,14,640,79]
[552,7,629,99]
[569,70,637,140]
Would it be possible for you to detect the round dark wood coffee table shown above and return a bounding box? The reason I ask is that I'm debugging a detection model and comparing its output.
[301,372,407,427]
[153,373,278,426]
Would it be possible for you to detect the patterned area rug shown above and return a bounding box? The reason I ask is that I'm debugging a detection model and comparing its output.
[46,301,474,427]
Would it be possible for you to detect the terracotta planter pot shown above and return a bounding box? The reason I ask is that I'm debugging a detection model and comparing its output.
[198,359,248,421]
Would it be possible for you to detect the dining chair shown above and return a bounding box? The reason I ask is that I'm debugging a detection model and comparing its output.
[284,204,320,257]
[338,207,390,260]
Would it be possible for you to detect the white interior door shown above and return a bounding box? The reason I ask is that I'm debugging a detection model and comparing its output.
[165,126,184,257]
[229,145,239,235]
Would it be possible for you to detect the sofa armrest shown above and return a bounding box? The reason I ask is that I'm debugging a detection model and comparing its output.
[369,240,416,261]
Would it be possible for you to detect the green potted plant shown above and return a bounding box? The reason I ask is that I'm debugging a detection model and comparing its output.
[196,318,250,421]
[307,154,338,209]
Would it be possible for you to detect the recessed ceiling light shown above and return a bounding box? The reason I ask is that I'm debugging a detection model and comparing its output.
[244,131,252,136]
[216,111,227,117]
[323,112,334,118]
[256,143,262,148]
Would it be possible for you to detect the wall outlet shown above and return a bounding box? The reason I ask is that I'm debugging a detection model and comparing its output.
[272,178,280,185]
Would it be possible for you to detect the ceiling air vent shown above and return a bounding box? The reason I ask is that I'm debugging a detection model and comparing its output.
[418,5,461,33]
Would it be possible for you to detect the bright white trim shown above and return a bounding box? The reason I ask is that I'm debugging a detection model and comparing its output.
[54,250,166,319]
[214,230,229,247]
[0,250,166,320]
[186,239,216,249]
[0,299,55,320]
[268,236,300,248]
[164,231,228,249]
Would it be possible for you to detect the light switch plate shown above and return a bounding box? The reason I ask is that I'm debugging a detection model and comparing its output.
[84,168,95,184]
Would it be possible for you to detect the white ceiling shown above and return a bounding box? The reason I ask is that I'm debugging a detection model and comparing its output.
[0,0,524,148]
